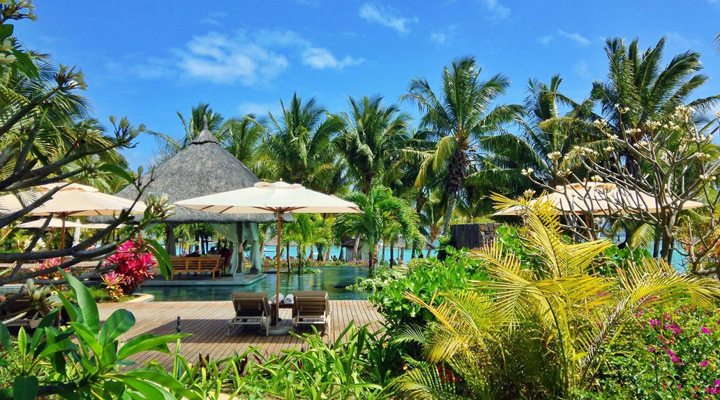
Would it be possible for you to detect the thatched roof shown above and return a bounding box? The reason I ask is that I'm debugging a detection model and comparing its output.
[117,130,276,224]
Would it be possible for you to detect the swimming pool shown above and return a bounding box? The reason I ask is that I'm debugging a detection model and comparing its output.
[137,267,369,301]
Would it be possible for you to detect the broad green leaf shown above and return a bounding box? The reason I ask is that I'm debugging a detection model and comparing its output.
[99,309,135,345]
[70,322,103,358]
[146,239,172,279]
[0,321,11,350]
[118,333,187,360]
[121,377,174,400]
[61,270,99,333]
[0,25,13,40]
[125,370,203,400]
[12,376,38,400]
[98,163,135,184]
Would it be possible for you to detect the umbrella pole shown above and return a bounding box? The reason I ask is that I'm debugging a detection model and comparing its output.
[275,209,283,327]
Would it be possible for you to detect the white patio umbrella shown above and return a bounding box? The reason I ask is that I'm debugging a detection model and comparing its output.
[175,181,361,327]
[0,182,145,248]
[17,218,83,229]
[493,182,704,216]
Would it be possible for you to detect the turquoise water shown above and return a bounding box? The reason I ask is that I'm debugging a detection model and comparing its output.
[137,267,369,301]
[257,245,435,262]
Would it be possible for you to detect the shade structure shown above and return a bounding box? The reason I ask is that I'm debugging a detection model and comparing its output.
[176,181,361,327]
[115,130,275,224]
[0,182,145,249]
[493,182,704,216]
[18,218,83,229]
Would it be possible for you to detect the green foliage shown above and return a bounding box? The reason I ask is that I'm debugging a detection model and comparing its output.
[0,271,191,399]
[335,185,420,274]
[399,197,720,399]
[583,304,720,398]
[170,323,401,400]
[367,249,486,330]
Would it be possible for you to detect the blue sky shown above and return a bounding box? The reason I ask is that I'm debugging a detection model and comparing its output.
[16,1,720,169]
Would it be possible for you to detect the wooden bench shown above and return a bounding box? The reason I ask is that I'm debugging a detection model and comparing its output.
[170,256,223,280]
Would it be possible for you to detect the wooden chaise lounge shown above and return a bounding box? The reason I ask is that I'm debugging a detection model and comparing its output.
[170,255,223,280]
[228,292,271,336]
[292,290,331,333]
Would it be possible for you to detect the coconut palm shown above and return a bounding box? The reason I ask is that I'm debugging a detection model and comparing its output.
[218,113,267,176]
[263,93,344,191]
[149,103,224,160]
[336,95,410,193]
[334,186,419,274]
[284,214,331,274]
[399,194,720,398]
[403,57,522,234]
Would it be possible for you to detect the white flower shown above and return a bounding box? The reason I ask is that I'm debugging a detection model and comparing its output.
[547,151,562,161]
[604,146,614,152]
[521,168,535,176]
[591,175,603,182]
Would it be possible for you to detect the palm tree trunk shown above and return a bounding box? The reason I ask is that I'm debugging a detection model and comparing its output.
[389,241,395,267]
[381,242,386,265]
[368,231,376,275]
[352,236,360,261]
[441,190,457,234]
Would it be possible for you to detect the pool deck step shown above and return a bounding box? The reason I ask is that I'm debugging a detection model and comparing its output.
[140,274,266,287]
[99,300,384,369]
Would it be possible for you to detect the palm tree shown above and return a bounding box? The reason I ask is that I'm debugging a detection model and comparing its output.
[334,186,419,274]
[399,194,720,398]
[149,103,224,159]
[218,113,267,175]
[284,214,331,274]
[403,57,522,234]
[336,96,410,193]
[263,93,344,190]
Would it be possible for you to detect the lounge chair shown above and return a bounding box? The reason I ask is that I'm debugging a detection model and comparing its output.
[0,294,55,330]
[228,292,270,336]
[292,291,331,333]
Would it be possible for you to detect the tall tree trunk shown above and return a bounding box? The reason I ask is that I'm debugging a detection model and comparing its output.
[164,224,176,256]
[286,242,291,274]
[368,231,376,276]
[389,241,395,267]
[381,242,386,265]
[352,236,360,261]
[442,191,457,235]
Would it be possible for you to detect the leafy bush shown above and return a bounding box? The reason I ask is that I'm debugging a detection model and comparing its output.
[167,323,401,399]
[347,266,406,293]
[367,249,487,330]
[0,271,190,399]
[103,238,156,295]
[586,304,720,398]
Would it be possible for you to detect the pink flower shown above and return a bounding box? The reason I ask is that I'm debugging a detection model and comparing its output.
[670,356,682,364]
[700,360,709,368]
[701,326,712,335]
[647,346,656,353]
[649,318,661,328]
[666,349,676,357]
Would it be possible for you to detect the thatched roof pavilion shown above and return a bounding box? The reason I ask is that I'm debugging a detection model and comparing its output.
[117,130,274,224]
[116,129,269,275]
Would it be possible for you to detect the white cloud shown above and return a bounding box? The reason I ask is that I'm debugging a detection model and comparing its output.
[573,60,590,78]
[359,3,417,35]
[429,25,457,45]
[302,47,363,69]
[179,32,290,85]
[557,30,591,46]
[479,0,510,19]
[118,30,362,86]
[200,11,228,26]
[537,35,554,46]
[237,101,281,117]
[538,30,591,47]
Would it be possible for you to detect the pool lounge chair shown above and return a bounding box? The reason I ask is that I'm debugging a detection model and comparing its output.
[292,291,331,333]
[228,292,270,336]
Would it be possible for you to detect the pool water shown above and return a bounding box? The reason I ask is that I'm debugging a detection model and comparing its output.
[137,267,369,301]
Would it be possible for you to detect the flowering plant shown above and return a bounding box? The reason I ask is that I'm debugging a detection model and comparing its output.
[592,304,720,398]
[101,271,124,301]
[30,257,62,280]
[103,238,156,295]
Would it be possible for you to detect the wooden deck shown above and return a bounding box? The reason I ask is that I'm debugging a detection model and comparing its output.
[99,300,383,368]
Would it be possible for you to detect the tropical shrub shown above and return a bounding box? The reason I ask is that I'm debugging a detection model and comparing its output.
[367,249,486,331]
[0,271,191,399]
[348,266,406,293]
[584,304,720,398]
[167,323,401,400]
[101,271,125,301]
[103,238,156,295]
[398,196,720,399]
